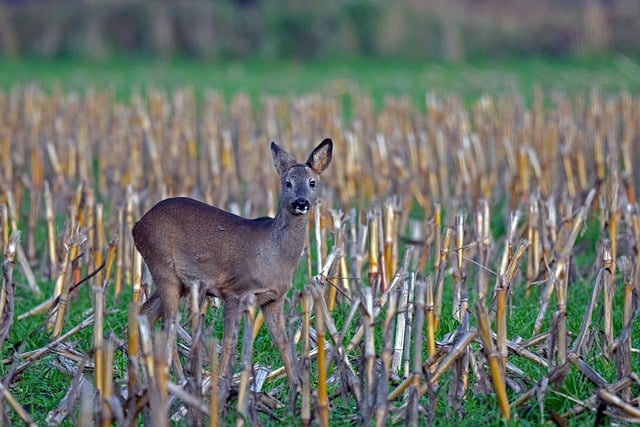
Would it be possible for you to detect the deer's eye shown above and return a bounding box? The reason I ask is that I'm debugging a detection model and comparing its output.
[285,180,293,189]
[309,179,316,188]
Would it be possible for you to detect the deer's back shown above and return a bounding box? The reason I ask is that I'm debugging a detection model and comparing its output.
[133,197,277,296]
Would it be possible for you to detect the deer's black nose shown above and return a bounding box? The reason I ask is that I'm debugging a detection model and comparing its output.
[292,198,310,214]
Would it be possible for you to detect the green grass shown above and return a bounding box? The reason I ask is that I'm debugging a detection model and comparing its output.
[1,55,639,109]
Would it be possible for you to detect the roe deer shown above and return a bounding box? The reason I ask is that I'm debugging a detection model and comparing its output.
[132,138,333,400]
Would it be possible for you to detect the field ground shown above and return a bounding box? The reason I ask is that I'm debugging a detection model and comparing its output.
[0,56,639,426]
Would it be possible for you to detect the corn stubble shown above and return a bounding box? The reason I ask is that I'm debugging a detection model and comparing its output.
[0,86,639,425]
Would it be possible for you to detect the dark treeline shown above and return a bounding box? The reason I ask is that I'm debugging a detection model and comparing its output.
[0,0,638,61]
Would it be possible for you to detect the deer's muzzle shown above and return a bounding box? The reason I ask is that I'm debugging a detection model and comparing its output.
[291,198,311,214]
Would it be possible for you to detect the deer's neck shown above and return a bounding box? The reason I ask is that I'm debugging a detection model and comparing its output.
[270,208,309,255]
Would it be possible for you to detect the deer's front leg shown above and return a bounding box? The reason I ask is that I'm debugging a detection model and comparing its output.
[261,297,299,401]
[218,295,242,402]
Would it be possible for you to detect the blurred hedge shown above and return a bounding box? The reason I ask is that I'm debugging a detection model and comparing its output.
[0,0,638,61]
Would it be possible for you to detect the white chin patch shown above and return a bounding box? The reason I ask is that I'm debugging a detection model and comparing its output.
[294,207,309,215]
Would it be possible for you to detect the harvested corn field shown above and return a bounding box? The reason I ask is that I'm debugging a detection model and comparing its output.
[0,85,639,425]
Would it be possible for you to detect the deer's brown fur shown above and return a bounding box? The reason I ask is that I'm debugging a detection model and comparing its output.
[132,139,333,400]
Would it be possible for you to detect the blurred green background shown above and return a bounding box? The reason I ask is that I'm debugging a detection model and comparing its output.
[0,0,638,61]
[1,0,639,103]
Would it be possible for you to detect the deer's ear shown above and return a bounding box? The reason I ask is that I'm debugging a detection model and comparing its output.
[306,138,333,173]
[271,142,297,176]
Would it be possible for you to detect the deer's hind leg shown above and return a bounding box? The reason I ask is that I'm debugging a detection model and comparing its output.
[217,295,243,402]
[145,265,186,383]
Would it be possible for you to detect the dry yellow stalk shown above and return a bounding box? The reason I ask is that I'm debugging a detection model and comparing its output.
[367,211,379,287]
[526,198,539,298]
[387,375,412,402]
[252,310,264,342]
[127,303,140,424]
[44,181,57,279]
[124,187,136,289]
[151,331,169,427]
[576,149,588,192]
[383,199,396,286]
[77,125,91,184]
[94,284,105,397]
[561,145,576,199]
[495,280,507,373]
[103,236,118,283]
[132,250,142,304]
[94,203,105,287]
[425,276,436,359]
[1,204,8,252]
[433,202,442,269]
[0,133,11,193]
[100,337,114,427]
[475,301,510,420]
[594,134,605,190]
[608,166,619,279]
[518,146,529,203]
[221,131,238,195]
[209,338,219,427]
[435,130,449,201]
[84,189,95,281]
[115,208,124,298]
[26,182,41,264]
[525,146,544,197]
